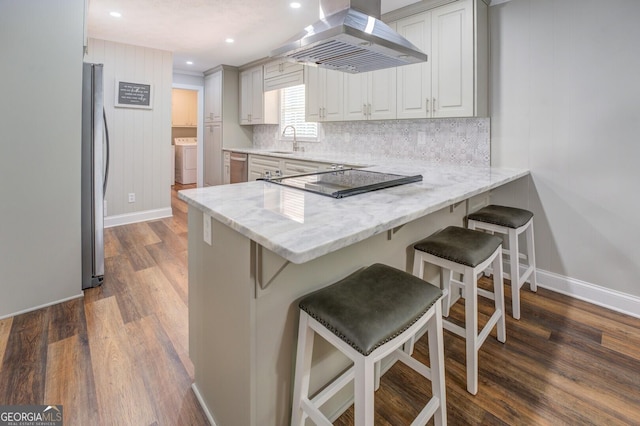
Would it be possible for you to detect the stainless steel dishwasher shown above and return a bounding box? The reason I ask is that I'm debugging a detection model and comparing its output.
[230,152,248,183]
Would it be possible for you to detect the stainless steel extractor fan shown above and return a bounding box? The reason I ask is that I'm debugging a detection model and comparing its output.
[271,0,427,74]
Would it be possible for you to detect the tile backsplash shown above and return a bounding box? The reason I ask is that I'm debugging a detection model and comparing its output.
[253,118,490,166]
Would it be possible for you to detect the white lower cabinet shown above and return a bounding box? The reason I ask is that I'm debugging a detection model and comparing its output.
[248,155,347,181]
[248,155,282,181]
[282,159,322,176]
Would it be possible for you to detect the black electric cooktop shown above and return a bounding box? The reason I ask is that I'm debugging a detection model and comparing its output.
[264,168,423,198]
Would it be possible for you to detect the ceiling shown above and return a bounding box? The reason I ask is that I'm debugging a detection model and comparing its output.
[87,0,423,74]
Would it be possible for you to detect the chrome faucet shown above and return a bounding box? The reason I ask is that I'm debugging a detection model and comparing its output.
[282,125,300,152]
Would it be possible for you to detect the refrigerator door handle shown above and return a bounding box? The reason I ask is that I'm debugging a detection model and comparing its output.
[103,108,110,196]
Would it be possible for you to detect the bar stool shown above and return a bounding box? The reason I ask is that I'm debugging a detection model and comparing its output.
[467,205,537,320]
[291,263,447,426]
[412,226,506,395]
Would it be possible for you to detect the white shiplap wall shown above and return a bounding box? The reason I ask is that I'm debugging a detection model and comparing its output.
[85,38,173,224]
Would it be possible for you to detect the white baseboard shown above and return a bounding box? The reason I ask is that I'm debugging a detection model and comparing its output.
[535,268,640,320]
[191,383,216,426]
[0,292,84,320]
[104,207,172,228]
[496,261,640,320]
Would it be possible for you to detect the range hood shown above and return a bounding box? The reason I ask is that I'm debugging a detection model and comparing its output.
[270,0,427,74]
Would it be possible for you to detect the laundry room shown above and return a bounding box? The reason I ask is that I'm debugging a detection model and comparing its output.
[171,88,198,185]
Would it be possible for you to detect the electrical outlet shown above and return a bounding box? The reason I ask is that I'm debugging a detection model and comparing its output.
[128,193,136,203]
[417,131,426,145]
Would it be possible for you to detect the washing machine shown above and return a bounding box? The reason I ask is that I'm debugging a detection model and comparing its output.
[174,137,197,184]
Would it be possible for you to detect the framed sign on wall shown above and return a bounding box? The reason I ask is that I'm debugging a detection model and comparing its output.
[115,80,152,109]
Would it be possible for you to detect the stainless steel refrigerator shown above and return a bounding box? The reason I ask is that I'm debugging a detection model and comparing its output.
[81,62,110,289]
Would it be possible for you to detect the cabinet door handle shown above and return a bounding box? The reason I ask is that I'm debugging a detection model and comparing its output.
[368,103,371,117]
[426,98,429,113]
[323,107,326,119]
[433,98,436,112]
[363,104,367,117]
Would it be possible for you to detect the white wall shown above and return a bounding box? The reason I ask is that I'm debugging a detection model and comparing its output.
[0,0,85,318]
[173,71,205,87]
[489,0,640,299]
[85,38,173,225]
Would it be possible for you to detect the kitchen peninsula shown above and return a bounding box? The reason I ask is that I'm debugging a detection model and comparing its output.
[178,157,528,425]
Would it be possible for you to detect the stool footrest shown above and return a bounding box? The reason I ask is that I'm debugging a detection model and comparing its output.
[443,307,505,348]
[477,288,495,301]
[395,348,431,380]
[412,397,442,426]
[311,365,355,408]
[478,309,505,347]
[301,398,332,426]
[442,319,466,338]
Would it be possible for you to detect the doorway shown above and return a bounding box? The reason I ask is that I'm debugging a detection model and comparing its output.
[171,84,204,188]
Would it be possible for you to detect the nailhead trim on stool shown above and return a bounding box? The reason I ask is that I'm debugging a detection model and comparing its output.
[413,226,506,395]
[291,263,447,426]
[467,205,537,320]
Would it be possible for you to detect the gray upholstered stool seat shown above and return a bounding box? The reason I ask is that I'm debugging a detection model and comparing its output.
[300,263,443,356]
[413,226,503,268]
[467,205,533,229]
[412,226,506,395]
[467,205,538,320]
[292,263,447,426]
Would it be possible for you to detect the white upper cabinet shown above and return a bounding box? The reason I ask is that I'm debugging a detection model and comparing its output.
[303,0,488,122]
[239,66,278,125]
[431,0,474,117]
[396,0,487,119]
[204,70,222,122]
[343,21,397,121]
[264,61,304,91]
[343,67,396,121]
[305,66,344,122]
[396,12,432,119]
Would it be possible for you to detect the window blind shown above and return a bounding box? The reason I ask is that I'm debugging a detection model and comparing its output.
[280,84,317,140]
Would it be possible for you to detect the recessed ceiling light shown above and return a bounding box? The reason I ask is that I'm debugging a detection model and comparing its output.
[186,61,193,65]
[225,38,234,43]
[109,11,121,18]
[290,2,301,8]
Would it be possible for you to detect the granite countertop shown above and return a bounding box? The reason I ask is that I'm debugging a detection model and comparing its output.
[179,157,528,264]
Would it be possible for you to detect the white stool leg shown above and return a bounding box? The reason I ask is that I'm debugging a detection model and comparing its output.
[291,312,314,426]
[412,250,424,278]
[353,356,375,426]
[463,266,479,395]
[441,267,453,317]
[492,251,506,343]
[428,302,447,426]
[526,221,538,292]
[508,228,521,320]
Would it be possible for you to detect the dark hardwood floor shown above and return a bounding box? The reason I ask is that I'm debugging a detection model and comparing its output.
[1,184,639,425]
